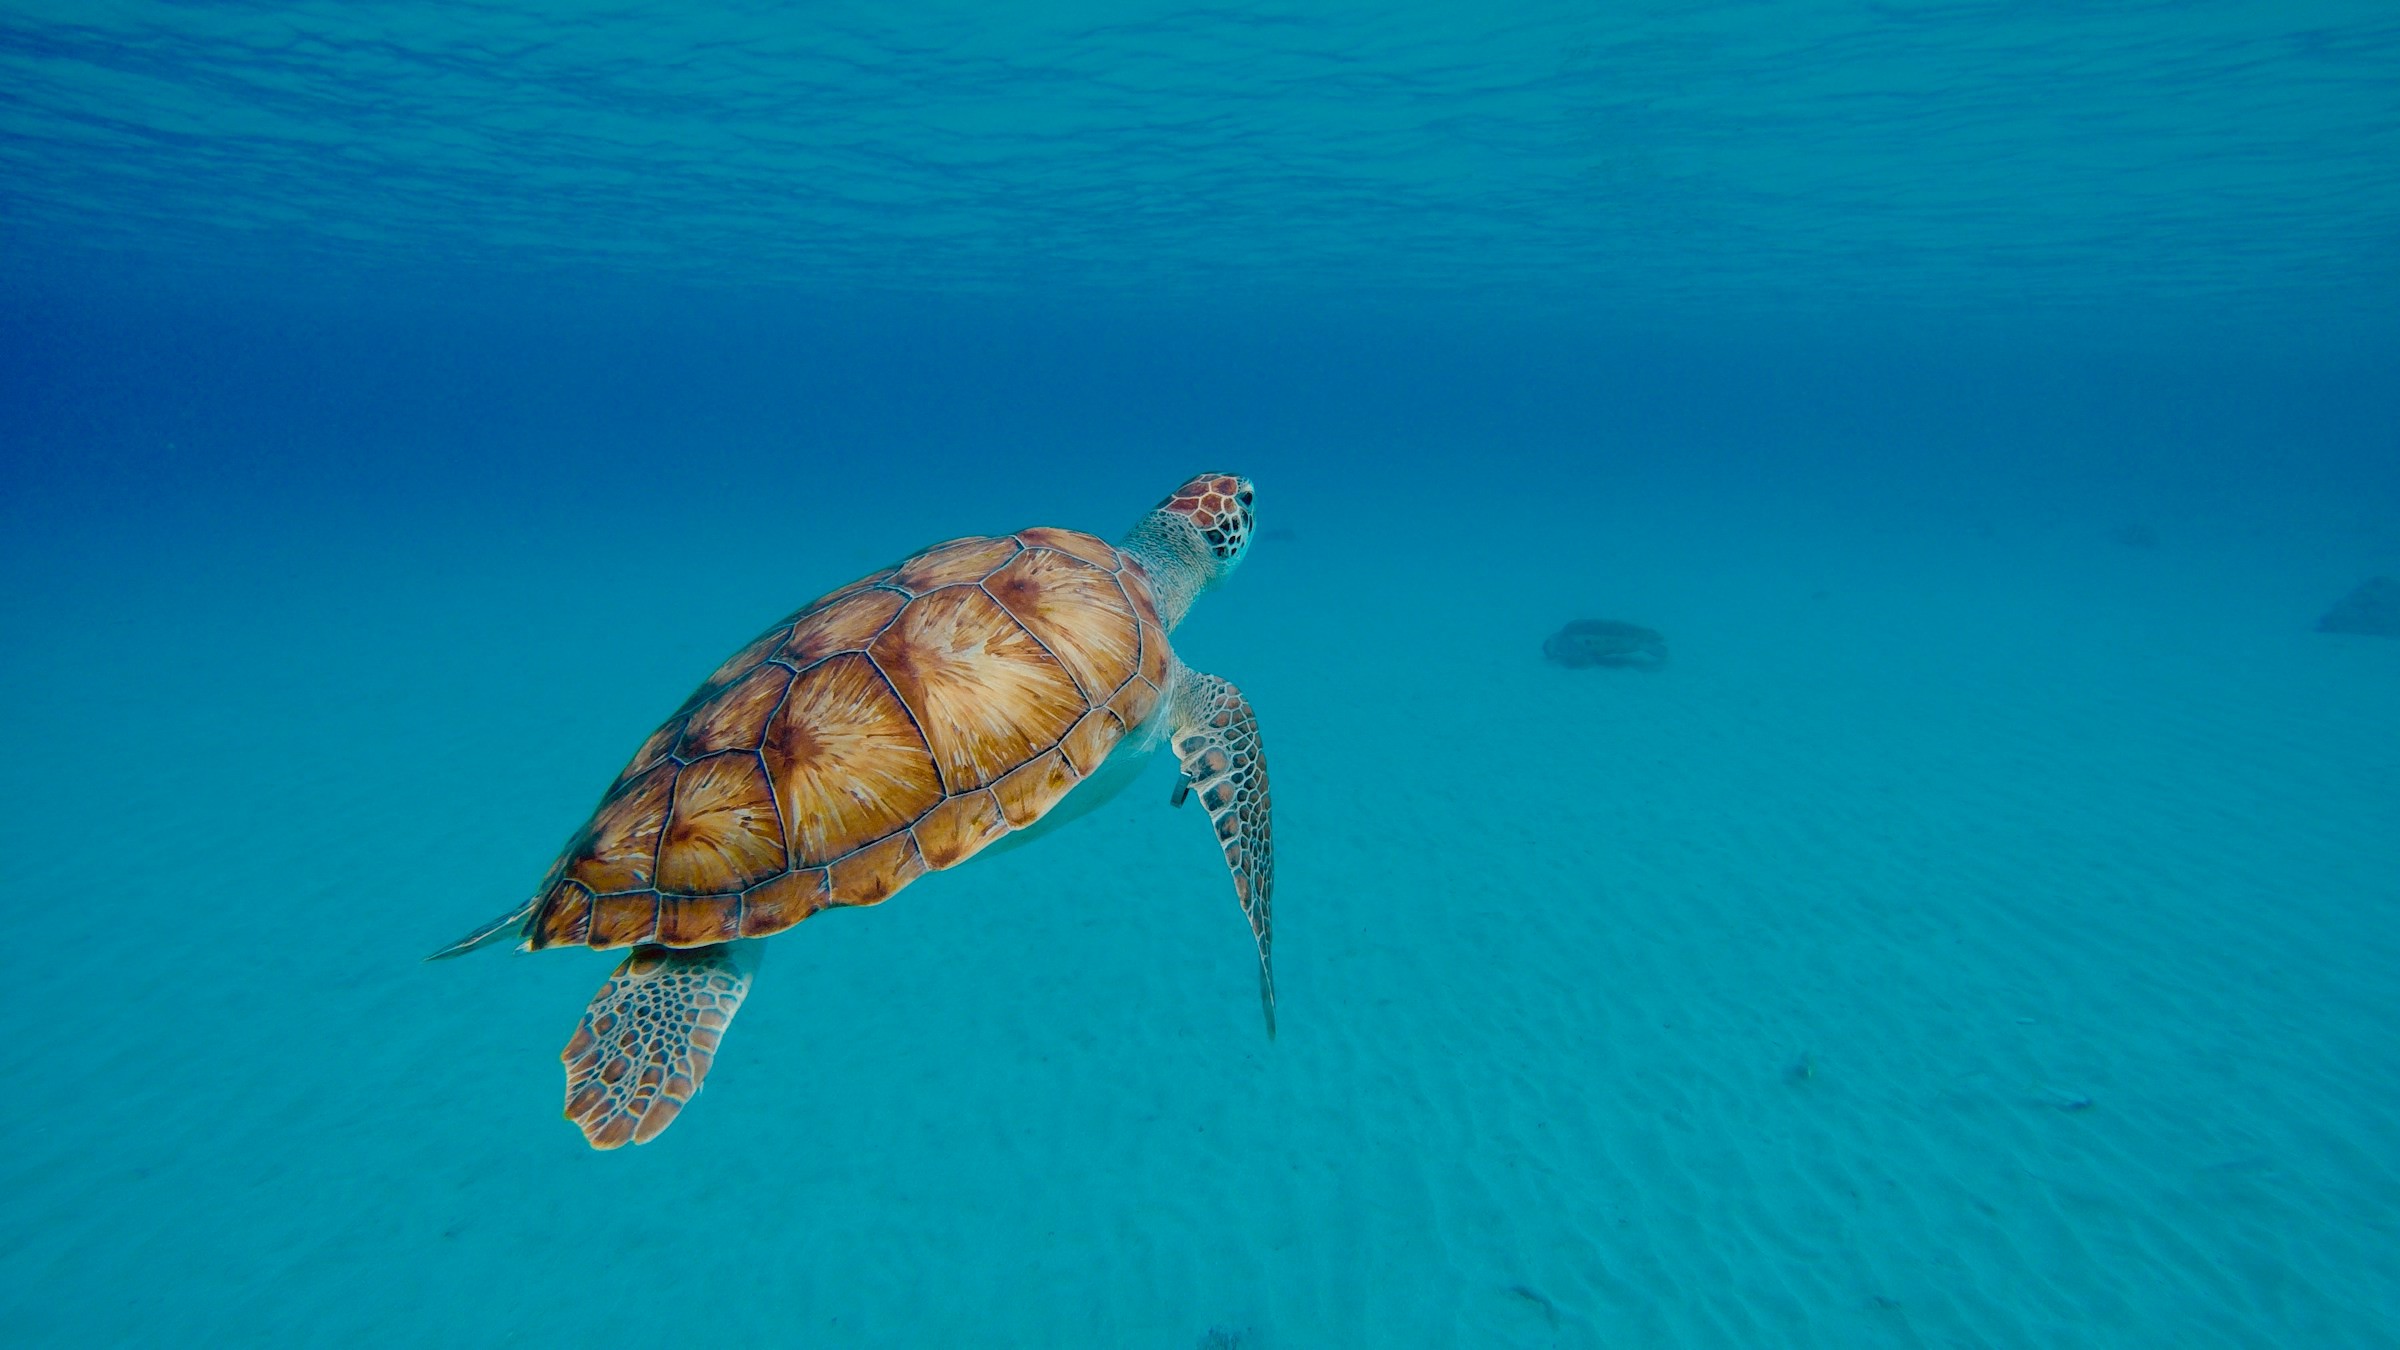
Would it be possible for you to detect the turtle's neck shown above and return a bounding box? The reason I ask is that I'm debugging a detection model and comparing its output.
[1118,509,1212,632]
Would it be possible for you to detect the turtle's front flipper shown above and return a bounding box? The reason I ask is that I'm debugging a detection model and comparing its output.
[1169,669,1276,1038]
[561,940,762,1148]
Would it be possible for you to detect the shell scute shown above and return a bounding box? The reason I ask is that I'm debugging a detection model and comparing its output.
[697,623,794,697]
[764,653,942,864]
[1136,613,1172,690]
[614,719,685,792]
[913,789,1009,870]
[533,879,596,948]
[677,662,793,758]
[984,547,1141,699]
[564,761,675,894]
[778,586,907,669]
[589,892,659,947]
[1015,526,1120,570]
[741,867,828,937]
[993,747,1079,828]
[774,571,896,629]
[1105,675,1162,733]
[1117,560,1163,624]
[657,894,743,947]
[827,832,927,908]
[891,536,1020,593]
[655,751,787,894]
[871,585,1085,791]
[1059,708,1125,777]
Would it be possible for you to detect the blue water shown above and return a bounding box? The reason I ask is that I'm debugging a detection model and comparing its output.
[5,3,2398,1346]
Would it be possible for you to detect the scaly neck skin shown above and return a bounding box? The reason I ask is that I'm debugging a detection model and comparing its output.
[1119,509,1214,632]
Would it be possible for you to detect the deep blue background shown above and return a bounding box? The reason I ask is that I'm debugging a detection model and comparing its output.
[6,2,2396,549]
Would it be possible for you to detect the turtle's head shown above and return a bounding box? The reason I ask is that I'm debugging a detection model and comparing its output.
[1122,472,1255,630]
[1157,471,1256,573]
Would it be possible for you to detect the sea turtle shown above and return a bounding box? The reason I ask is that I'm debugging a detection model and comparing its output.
[431,472,1275,1148]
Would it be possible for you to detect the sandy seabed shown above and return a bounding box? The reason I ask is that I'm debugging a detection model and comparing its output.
[2,482,2393,1348]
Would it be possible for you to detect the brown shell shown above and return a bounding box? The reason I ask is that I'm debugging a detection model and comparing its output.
[527,529,1173,952]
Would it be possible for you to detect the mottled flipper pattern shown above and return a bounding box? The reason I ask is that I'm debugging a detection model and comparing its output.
[1169,669,1276,1037]
[562,940,761,1148]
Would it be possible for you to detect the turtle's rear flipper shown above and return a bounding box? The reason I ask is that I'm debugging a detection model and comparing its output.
[561,940,762,1148]
[1169,669,1276,1038]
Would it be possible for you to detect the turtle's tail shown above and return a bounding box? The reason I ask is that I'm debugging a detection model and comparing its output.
[425,900,538,961]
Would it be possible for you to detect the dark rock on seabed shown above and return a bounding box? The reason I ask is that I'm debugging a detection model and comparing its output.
[2317,577,2400,637]
[1543,618,1668,670]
